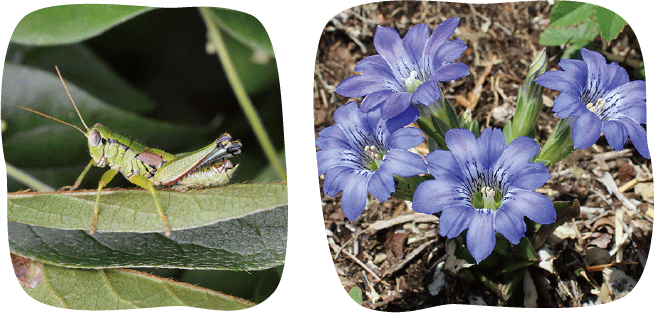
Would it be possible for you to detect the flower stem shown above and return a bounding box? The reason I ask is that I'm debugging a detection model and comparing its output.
[199,7,286,181]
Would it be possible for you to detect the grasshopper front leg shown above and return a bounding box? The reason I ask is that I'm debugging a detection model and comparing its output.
[90,169,118,235]
[62,159,95,191]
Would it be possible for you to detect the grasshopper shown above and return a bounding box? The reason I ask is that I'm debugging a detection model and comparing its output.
[19,66,241,236]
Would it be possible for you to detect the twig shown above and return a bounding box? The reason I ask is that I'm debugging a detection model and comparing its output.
[382,239,437,278]
[366,213,438,232]
[329,240,381,281]
[594,170,638,212]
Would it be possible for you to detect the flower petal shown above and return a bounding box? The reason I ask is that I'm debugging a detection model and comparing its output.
[425,149,463,179]
[571,111,602,149]
[335,74,393,97]
[367,168,395,202]
[374,26,415,79]
[508,162,552,190]
[580,48,612,101]
[423,17,460,73]
[602,120,627,152]
[552,92,585,118]
[353,54,394,77]
[503,189,556,225]
[432,39,468,69]
[385,105,420,133]
[620,117,650,158]
[445,128,481,180]
[493,136,540,182]
[535,70,583,95]
[402,24,429,73]
[428,62,470,83]
[316,149,360,175]
[379,149,427,177]
[494,205,527,245]
[412,177,465,214]
[466,209,497,263]
[476,127,506,169]
[322,167,349,196]
[388,126,424,150]
[340,170,373,222]
[601,80,646,123]
[316,125,348,150]
[410,80,442,106]
[438,205,475,238]
[361,90,395,112]
[333,102,371,146]
[380,92,412,120]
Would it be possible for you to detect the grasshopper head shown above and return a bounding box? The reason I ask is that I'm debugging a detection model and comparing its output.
[88,123,112,166]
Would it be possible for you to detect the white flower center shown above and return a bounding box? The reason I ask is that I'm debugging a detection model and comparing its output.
[404,70,423,93]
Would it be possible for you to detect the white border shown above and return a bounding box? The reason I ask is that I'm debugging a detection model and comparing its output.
[1,1,651,313]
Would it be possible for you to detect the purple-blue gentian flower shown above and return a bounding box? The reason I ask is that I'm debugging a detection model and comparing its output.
[535,48,649,158]
[317,102,427,222]
[334,18,469,127]
[412,128,556,263]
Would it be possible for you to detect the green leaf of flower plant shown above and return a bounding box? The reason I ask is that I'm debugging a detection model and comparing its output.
[11,4,153,45]
[21,261,254,310]
[8,183,287,270]
[539,19,600,47]
[592,6,627,42]
[549,1,594,27]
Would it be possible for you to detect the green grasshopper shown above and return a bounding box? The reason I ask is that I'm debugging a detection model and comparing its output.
[19,66,241,236]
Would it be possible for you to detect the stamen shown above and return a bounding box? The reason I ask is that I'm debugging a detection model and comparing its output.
[586,98,605,113]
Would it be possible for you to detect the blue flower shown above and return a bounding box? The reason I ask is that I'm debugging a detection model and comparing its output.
[535,48,649,158]
[334,18,469,126]
[317,102,428,222]
[412,128,555,263]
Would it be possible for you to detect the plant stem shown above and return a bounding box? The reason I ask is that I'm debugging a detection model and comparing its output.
[5,163,54,192]
[198,7,286,181]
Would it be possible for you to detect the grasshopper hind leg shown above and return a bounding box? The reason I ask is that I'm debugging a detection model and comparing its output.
[128,175,172,236]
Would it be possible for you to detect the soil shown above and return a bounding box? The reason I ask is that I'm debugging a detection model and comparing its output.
[314,1,651,310]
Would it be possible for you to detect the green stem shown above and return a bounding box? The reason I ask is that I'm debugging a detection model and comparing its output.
[6,163,54,192]
[198,7,286,181]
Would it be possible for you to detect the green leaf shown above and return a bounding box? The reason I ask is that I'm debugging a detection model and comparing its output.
[549,1,594,27]
[1,64,214,169]
[18,44,156,113]
[539,19,599,46]
[208,8,274,57]
[593,6,627,42]
[11,5,153,45]
[8,183,286,232]
[9,184,287,270]
[348,286,363,305]
[204,8,277,95]
[22,262,254,309]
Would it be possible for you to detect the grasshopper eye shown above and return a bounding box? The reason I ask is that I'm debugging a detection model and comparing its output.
[89,129,102,147]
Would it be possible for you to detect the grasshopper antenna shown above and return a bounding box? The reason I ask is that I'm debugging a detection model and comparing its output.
[55,65,89,131]
[18,106,89,138]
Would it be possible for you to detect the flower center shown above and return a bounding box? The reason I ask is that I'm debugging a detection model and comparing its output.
[404,71,423,93]
[364,145,384,171]
[471,186,503,211]
[586,98,606,114]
